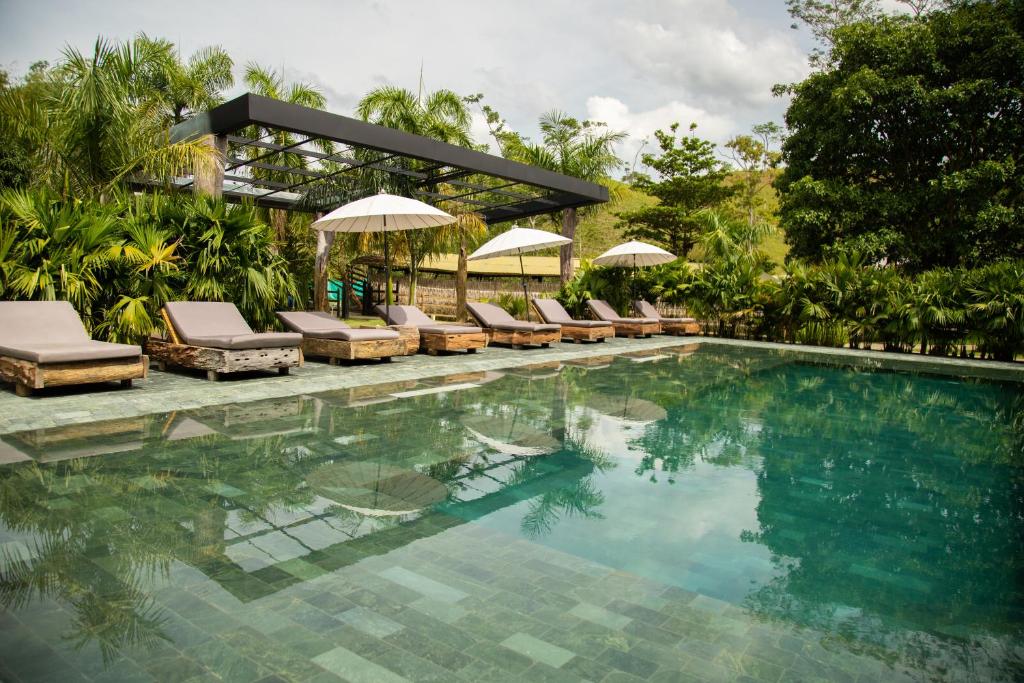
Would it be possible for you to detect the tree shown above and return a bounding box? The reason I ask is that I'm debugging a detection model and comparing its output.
[134,36,234,125]
[725,123,783,227]
[616,123,735,259]
[776,0,1024,270]
[504,111,624,284]
[357,81,476,303]
[0,39,214,198]
[242,64,328,247]
[786,0,882,57]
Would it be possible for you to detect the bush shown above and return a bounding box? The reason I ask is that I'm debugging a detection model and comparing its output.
[0,189,296,344]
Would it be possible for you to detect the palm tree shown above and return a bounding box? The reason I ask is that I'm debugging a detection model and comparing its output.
[356,81,476,304]
[356,84,472,147]
[505,111,625,284]
[0,36,216,198]
[242,64,329,247]
[439,207,488,320]
[134,36,234,124]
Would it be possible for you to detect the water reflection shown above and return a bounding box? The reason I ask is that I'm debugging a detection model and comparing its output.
[0,346,1021,679]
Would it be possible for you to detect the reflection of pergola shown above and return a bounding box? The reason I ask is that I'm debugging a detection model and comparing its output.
[168,93,608,222]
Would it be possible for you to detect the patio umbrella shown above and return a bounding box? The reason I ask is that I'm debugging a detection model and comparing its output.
[313,191,456,320]
[593,240,676,302]
[468,225,571,318]
[306,461,449,517]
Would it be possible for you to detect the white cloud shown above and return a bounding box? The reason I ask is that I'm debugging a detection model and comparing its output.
[585,96,735,174]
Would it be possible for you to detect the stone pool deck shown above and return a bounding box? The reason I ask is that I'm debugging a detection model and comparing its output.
[0,336,1020,437]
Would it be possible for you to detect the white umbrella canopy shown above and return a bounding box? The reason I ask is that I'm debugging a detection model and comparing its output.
[468,226,571,260]
[594,240,677,304]
[313,192,455,233]
[593,240,676,267]
[468,226,572,317]
[312,192,456,319]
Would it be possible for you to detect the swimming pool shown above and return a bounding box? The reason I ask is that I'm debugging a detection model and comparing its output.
[0,345,1021,682]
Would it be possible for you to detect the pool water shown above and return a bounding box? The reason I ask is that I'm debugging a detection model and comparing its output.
[0,346,1021,682]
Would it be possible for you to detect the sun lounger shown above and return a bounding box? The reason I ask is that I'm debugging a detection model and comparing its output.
[374,304,488,355]
[147,301,302,380]
[0,301,148,397]
[531,298,614,343]
[277,311,403,364]
[586,299,661,338]
[466,302,561,348]
[634,300,700,336]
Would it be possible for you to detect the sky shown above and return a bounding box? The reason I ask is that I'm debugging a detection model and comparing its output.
[0,0,835,170]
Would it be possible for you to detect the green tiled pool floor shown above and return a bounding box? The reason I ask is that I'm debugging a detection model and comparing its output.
[1,345,1021,682]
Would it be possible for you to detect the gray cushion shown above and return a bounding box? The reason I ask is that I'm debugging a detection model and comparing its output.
[491,321,561,333]
[561,320,612,329]
[187,333,302,350]
[0,341,142,363]
[587,300,656,324]
[419,324,484,335]
[165,301,252,344]
[0,300,91,346]
[531,298,573,324]
[277,311,399,341]
[374,304,435,327]
[634,299,695,323]
[465,302,516,327]
[277,310,349,333]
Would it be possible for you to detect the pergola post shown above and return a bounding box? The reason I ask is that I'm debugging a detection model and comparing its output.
[194,134,227,198]
[313,215,334,313]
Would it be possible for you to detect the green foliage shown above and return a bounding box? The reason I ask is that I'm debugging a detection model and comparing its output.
[492,292,527,319]
[0,190,296,343]
[617,123,736,258]
[555,261,642,318]
[777,0,1024,270]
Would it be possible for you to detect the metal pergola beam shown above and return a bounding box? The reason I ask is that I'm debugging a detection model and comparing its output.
[171,93,608,223]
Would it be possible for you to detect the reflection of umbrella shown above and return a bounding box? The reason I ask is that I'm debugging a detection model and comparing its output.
[462,414,560,457]
[306,461,448,517]
[468,225,571,318]
[314,192,455,321]
[586,392,667,424]
[594,240,676,301]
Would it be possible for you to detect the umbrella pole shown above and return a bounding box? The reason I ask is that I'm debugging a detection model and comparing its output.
[519,251,530,321]
[383,223,390,322]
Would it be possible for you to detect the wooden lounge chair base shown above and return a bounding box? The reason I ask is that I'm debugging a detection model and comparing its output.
[420,331,488,355]
[612,322,661,338]
[659,321,700,336]
[560,325,615,343]
[1,354,149,397]
[146,339,302,380]
[487,328,561,349]
[301,336,404,364]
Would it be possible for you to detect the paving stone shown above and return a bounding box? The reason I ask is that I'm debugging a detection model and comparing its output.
[312,646,410,683]
[501,632,576,668]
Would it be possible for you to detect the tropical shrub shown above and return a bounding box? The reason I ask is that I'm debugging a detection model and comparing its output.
[0,189,296,343]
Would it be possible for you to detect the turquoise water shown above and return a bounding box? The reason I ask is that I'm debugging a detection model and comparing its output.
[0,346,1021,682]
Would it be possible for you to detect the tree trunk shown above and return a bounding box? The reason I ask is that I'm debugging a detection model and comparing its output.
[270,208,288,254]
[560,208,578,285]
[456,237,468,322]
[313,227,334,312]
[408,264,418,305]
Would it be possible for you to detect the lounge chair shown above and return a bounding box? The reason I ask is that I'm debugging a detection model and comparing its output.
[147,302,302,381]
[0,301,148,397]
[277,311,404,364]
[466,302,561,349]
[633,300,700,336]
[531,298,614,343]
[374,304,487,355]
[586,299,661,338]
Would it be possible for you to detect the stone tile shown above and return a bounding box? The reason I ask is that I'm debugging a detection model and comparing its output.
[501,632,576,669]
[569,602,632,630]
[379,566,468,603]
[312,646,410,683]
[335,606,405,638]
[409,596,468,624]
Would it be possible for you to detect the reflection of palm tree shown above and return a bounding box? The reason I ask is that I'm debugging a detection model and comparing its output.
[520,479,605,539]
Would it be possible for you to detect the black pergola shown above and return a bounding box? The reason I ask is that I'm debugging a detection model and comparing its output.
[169,93,608,223]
